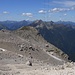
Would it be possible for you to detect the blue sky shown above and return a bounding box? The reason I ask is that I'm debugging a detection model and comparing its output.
[0,0,75,22]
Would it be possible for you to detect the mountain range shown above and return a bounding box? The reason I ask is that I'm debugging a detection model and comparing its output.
[0,20,75,61]
[0,20,32,30]
[29,20,75,61]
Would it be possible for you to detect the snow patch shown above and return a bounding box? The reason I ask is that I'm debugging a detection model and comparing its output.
[18,54,23,57]
[49,54,62,61]
[0,48,7,52]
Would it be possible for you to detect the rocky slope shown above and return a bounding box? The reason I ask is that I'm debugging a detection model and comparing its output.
[29,20,75,61]
[0,26,68,65]
[0,26,72,75]
[0,48,74,75]
[14,26,69,64]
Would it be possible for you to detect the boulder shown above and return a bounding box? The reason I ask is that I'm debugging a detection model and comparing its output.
[45,44,49,47]
[26,61,32,66]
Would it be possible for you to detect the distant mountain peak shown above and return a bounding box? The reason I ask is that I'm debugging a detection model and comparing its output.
[49,21,54,23]
[29,20,45,28]
[34,20,43,24]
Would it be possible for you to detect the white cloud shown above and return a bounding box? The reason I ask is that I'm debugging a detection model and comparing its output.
[60,18,62,21]
[64,13,67,16]
[49,7,75,13]
[71,7,75,10]
[22,13,33,17]
[45,1,75,13]
[49,8,69,13]
[53,1,75,7]
[38,10,46,14]
[3,11,9,14]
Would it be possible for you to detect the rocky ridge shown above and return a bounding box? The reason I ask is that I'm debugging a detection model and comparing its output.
[0,26,71,75]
